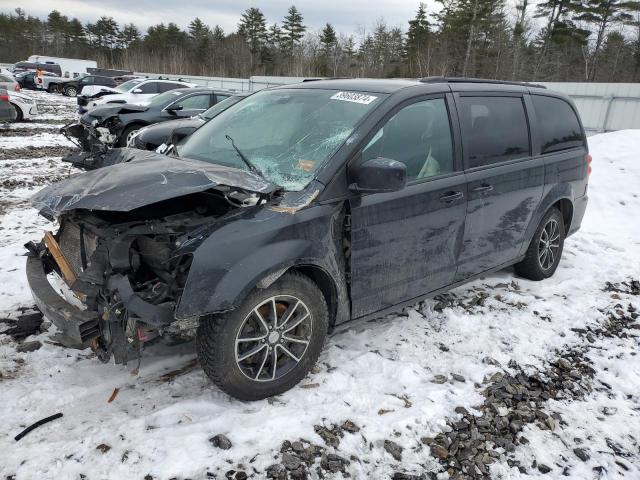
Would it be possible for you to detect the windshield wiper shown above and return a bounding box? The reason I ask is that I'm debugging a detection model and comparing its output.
[225,134,265,179]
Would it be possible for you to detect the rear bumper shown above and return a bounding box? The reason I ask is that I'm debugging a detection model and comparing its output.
[568,194,588,237]
[26,255,100,345]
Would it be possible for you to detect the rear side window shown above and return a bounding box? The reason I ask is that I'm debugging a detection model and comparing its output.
[459,96,530,169]
[174,94,211,110]
[532,95,584,154]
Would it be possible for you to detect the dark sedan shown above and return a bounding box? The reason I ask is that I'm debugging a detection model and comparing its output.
[56,75,118,97]
[132,92,249,151]
[63,88,230,151]
[16,71,58,90]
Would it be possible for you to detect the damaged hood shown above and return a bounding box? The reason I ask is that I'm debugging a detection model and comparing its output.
[32,151,278,216]
[84,103,147,120]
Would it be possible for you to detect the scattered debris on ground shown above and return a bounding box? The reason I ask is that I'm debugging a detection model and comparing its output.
[14,412,63,441]
[422,290,639,479]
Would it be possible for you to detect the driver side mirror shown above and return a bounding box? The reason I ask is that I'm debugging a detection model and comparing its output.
[348,157,407,193]
[165,104,184,114]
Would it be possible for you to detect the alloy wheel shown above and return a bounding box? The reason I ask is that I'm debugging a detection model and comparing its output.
[538,218,561,270]
[126,129,140,146]
[66,87,76,96]
[235,295,312,382]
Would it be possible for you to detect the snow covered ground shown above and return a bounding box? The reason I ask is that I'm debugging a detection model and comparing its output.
[0,92,638,480]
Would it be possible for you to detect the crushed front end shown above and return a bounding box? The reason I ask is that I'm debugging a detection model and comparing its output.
[61,105,144,169]
[25,172,276,366]
[26,207,209,363]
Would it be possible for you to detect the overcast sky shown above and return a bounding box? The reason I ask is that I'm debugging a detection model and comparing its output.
[5,0,453,36]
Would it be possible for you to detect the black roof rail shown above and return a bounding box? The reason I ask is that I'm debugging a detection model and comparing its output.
[418,76,547,89]
[301,77,352,82]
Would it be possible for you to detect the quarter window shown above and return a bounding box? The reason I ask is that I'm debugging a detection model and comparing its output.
[459,96,530,168]
[532,95,585,154]
[362,98,454,181]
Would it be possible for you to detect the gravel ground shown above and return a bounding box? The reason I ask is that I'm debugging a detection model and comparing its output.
[0,93,638,480]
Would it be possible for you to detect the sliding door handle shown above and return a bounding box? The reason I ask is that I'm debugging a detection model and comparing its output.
[472,184,494,193]
[439,191,464,203]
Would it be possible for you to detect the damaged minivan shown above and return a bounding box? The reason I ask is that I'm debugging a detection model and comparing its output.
[26,78,590,400]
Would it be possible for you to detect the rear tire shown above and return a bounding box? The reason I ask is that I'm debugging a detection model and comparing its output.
[196,272,328,401]
[515,207,565,281]
[47,84,58,93]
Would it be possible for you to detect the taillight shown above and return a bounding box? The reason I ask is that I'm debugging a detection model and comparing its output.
[0,94,9,102]
[586,153,592,176]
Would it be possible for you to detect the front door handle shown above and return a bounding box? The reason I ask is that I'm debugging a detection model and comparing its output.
[472,184,494,193]
[439,191,464,203]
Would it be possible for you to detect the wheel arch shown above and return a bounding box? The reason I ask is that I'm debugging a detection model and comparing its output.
[9,101,23,120]
[286,264,339,328]
[552,197,573,233]
[520,186,575,257]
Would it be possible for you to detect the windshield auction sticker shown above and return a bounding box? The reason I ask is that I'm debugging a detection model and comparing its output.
[331,92,378,105]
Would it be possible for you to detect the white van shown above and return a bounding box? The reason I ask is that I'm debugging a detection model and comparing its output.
[27,56,97,79]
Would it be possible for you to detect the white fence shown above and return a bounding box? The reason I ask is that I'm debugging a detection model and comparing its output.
[132,73,322,92]
[541,82,640,132]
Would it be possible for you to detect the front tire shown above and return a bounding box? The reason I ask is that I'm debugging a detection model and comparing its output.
[196,272,328,401]
[64,86,77,97]
[515,207,565,281]
[9,103,22,122]
[119,125,141,147]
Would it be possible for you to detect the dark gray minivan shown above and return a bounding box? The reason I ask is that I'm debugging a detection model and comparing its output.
[27,78,589,400]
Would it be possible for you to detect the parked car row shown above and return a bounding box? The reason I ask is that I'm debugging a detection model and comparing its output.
[26,77,590,402]
[62,87,244,168]
[0,72,38,122]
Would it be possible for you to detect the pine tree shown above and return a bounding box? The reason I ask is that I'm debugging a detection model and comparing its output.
[574,0,640,79]
[406,2,430,76]
[320,23,337,54]
[238,7,267,54]
[319,23,338,75]
[268,23,283,49]
[119,23,140,48]
[238,7,267,71]
[282,6,305,56]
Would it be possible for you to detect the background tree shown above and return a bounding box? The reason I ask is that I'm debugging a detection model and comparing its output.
[406,3,431,76]
[574,0,640,79]
[238,7,268,72]
[282,5,306,73]
[319,23,338,75]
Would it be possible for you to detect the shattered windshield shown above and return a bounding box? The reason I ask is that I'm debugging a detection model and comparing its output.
[177,88,386,191]
[116,78,143,92]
